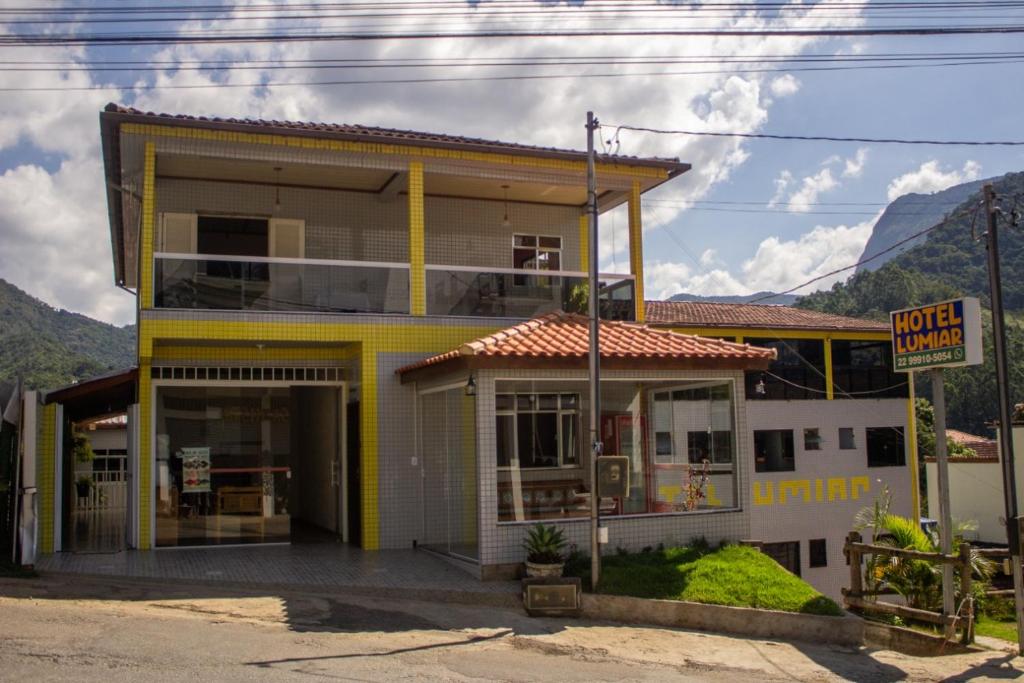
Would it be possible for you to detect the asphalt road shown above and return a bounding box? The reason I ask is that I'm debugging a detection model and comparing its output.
[0,575,1021,682]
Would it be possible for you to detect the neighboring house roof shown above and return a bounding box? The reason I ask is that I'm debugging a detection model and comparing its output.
[946,429,999,459]
[644,300,891,333]
[397,311,776,381]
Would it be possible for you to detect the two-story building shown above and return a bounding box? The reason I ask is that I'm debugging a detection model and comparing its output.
[22,105,913,601]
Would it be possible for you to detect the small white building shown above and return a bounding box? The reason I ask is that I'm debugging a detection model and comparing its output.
[926,415,1024,545]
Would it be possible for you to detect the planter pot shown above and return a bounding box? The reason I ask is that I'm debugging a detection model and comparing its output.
[525,561,564,578]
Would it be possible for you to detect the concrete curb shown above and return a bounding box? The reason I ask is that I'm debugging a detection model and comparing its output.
[36,570,523,609]
[581,593,865,646]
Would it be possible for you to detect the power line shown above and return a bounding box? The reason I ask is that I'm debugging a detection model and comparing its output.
[2,57,1021,93]
[4,24,1024,47]
[746,203,986,303]
[605,124,1024,147]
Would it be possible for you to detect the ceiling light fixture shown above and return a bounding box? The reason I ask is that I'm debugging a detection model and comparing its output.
[501,184,512,229]
[273,166,283,213]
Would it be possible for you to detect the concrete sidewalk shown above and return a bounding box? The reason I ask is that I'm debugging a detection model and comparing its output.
[36,542,519,606]
[2,574,1022,682]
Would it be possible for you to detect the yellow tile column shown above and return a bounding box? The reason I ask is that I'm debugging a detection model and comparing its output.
[906,383,921,521]
[824,338,835,400]
[138,363,153,549]
[361,344,380,549]
[628,180,645,322]
[37,403,57,554]
[140,142,156,309]
[408,161,426,316]
[579,213,589,272]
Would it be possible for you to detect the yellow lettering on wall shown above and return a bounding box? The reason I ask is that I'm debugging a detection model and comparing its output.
[659,485,682,505]
[779,480,812,504]
[753,482,774,506]
[815,479,824,502]
[706,483,722,507]
[827,478,848,501]
[851,476,870,500]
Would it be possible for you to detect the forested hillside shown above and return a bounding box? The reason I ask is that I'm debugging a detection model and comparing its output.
[0,279,135,390]
[797,171,1024,436]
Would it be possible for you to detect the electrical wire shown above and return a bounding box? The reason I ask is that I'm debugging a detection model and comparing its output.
[604,124,1024,147]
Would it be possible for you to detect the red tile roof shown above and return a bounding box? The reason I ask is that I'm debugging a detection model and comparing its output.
[644,300,890,333]
[397,312,775,378]
[101,103,688,172]
[946,429,999,459]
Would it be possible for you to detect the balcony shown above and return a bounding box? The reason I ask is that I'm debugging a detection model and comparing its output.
[154,253,410,314]
[425,266,636,320]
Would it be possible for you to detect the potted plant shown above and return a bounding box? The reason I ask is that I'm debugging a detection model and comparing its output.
[75,475,94,499]
[523,522,567,577]
[72,432,95,464]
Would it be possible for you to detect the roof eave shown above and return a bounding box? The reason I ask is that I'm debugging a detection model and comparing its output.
[398,354,770,384]
[100,106,690,176]
[100,110,126,286]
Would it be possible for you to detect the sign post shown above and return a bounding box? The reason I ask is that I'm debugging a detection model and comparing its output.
[891,298,983,638]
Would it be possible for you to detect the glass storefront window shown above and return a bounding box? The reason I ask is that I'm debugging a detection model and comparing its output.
[155,386,292,547]
[495,380,739,523]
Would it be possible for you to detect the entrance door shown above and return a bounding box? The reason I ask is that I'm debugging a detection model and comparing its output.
[293,386,344,536]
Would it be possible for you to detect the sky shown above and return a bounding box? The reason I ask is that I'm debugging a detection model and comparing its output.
[0,1,1022,327]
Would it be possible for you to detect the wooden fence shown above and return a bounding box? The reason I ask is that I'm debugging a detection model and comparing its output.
[843,531,975,644]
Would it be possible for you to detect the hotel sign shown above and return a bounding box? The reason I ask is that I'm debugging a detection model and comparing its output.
[890,297,983,372]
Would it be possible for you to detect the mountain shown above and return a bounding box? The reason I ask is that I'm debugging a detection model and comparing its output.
[668,291,800,305]
[796,171,1024,435]
[854,178,989,274]
[0,279,136,391]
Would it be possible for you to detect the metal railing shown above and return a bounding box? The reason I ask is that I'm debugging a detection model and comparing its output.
[425,265,636,320]
[154,253,411,314]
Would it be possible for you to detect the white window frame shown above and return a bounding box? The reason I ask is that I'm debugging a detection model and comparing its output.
[512,233,562,271]
[649,380,736,467]
[495,392,580,471]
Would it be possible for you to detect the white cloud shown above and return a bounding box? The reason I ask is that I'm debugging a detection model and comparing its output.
[842,147,869,178]
[642,212,879,300]
[886,160,982,202]
[769,74,801,98]
[740,213,880,294]
[787,168,837,212]
[767,170,794,208]
[0,3,870,324]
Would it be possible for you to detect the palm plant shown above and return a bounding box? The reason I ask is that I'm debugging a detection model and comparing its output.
[523,523,567,565]
[856,504,994,611]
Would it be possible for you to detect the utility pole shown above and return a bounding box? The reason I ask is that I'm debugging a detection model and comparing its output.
[586,111,602,591]
[931,368,955,634]
[982,183,1024,654]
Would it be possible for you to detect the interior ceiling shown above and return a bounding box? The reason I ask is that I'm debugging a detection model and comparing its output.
[156,154,614,207]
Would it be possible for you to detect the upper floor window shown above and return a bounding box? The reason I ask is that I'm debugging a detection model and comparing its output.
[513,234,561,272]
[745,339,826,400]
[831,340,908,399]
[754,429,795,472]
[867,426,906,467]
[158,213,305,259]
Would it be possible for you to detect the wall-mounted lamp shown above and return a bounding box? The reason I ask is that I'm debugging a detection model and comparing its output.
[465,374,477,397]
[501,184,512,229]
[273,167,283,213]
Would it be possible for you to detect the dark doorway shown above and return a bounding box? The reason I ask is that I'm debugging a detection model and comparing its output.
[346,399,361,547]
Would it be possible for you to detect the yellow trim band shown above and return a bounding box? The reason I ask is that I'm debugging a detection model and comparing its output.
[121,122,669,179]
[824,338,835,400]
[140,142,156,309]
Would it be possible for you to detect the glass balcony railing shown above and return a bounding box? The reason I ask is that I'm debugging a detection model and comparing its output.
[425,266,636,320]
[154,254,410,314]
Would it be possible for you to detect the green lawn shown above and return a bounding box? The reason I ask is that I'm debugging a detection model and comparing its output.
[567,544,843,616]
[976,616,1018,642]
